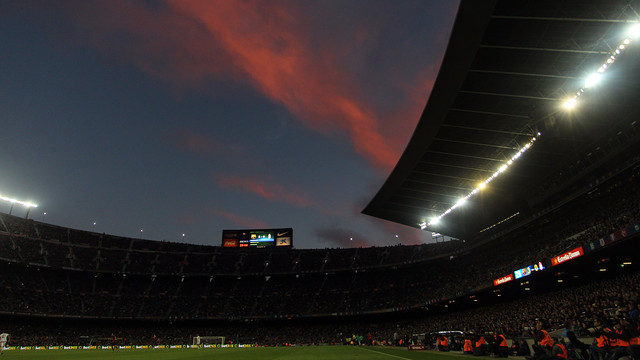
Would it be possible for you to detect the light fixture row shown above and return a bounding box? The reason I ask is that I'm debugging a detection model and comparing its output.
[420,135,538,230]
[421,22,640,230]
[0,194,38,208]
[564,23,640,109]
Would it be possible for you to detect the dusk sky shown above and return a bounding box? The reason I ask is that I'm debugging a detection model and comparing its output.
[0,0,459,249]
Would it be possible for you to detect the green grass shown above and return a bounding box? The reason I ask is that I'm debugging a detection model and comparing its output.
[2,346,479,360]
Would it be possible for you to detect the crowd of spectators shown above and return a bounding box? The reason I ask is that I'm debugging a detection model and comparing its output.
[0,153,639,356]
[0,166,638,321]
[0,266,638,350]
[0,215,463,275]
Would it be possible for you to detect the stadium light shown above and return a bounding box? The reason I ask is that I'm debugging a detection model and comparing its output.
[453,198,466,209]
[562,23,637,111]
[422,22,640,231]
[423,136,538,229]
[628,23,640,38]
[0,194,38,208]
[0,193,38,218]
[563,98,577,109]
[584,73,601,89]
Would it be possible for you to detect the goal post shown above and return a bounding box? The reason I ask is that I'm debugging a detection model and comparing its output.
[193,336,225,346]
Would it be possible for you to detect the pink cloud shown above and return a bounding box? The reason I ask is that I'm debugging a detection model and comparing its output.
[216,174,313,208]
[315,227,372,248]
[170,128,219,155]
[204,206,268,229]
[376,221,425,246]
[178,212,200,225]
[165,0,403,171]
[41,0,445,173]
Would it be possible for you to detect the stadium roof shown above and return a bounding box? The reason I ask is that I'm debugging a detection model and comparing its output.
[363,0,640,240]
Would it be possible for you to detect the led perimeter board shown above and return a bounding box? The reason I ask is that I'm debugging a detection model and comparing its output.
[222,228,293,248]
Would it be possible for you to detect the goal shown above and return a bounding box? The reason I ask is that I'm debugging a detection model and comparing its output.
[193,336,225,346]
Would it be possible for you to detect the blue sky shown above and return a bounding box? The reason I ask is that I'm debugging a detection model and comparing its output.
[0,0,459,248]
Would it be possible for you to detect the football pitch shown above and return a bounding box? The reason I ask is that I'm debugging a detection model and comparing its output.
[3,346,481,359]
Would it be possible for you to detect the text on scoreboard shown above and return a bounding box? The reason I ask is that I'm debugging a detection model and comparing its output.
[222,228,293,248]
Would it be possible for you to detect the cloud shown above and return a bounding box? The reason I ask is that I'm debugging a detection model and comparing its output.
[169,128,220,155]
[315,227,372,248]
[34,0,451,172]
[178,212,200,225]
[216,174,313,208]
[204,206,267,229]
[167,0,400,170]
[374,221,425,246]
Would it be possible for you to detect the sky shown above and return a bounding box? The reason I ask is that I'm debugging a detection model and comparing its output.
[0,0,459,249]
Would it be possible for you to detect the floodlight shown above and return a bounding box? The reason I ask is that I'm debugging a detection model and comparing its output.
[584,73,601,88]
[0,194,38,208]
[563,98,577,109]
[629,23,640,38]
[423,135,539,228]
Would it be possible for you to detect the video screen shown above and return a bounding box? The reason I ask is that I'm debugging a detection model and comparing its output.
[514,261,545,279]
[222,228,293,248]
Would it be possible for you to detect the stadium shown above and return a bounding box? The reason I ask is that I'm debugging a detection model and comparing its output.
[1,0,640,359]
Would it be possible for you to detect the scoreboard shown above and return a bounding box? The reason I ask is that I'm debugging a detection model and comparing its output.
[222,228,293,248]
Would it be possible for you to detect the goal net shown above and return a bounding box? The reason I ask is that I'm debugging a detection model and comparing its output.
[193,336,225,346]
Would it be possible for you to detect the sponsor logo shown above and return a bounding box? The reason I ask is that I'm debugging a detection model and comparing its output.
[551,246,584,266]
[222,239,239,247]
[493,274,514,286]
